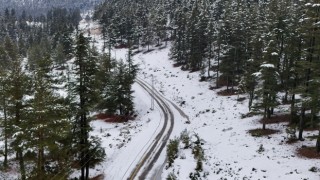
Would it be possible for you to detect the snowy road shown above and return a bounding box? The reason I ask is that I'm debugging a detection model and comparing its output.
[128,78,174,180]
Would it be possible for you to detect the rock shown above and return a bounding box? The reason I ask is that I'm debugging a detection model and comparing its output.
[252,168,257,172]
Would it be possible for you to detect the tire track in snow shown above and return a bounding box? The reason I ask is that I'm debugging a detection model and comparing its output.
[127,78,174,180]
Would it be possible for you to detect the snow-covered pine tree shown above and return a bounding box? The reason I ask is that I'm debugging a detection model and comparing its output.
[72,33,100,180]
[297,0,320,141]
[26,45,71,178]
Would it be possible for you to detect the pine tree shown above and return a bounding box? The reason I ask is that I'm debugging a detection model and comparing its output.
[108,60,135,115]
[252,62,279,130]
[170,6,188,67]
[96,53,115,112]
[187,1,205,72]
[0,68,9,169]
[72,33,102,180]
[27,51,71,178]
[2,36,30,179]
[149,6,166,46]
[205,16,215,78]
[52,43,66,68]
[298,0,320,141]
[7,58,30,180]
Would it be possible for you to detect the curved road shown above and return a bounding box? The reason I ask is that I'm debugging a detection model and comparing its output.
[127,78,174,180]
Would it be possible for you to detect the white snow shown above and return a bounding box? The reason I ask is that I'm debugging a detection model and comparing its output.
[260,63,275,68]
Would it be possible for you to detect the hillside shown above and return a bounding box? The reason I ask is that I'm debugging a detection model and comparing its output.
[74,19,320,179]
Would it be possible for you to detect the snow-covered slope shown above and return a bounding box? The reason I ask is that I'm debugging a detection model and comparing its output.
[130,47,320,180]
[1,18,317,180]
[84,21,320,179]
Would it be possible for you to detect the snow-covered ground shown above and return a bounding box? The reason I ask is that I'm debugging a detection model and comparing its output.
[80,18,320,180]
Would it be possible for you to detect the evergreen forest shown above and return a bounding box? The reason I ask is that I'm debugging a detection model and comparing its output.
[0,6,136,180]
[0,0,320,179]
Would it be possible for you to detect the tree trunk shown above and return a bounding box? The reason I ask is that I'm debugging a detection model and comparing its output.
[231,48,236,91]
[263,108,267,130]
[277,34,284,70]
[84,115,89,180]
[248,90,254,111]
[79,51,86,180]
[270,95,275,115]
[85,152,90,179]
[226,76,229,91]
[290,94,295,124]
[316,130,320,153]
[208,44,212,78]
[80,115,85,180]
[37,129,45,178]
[216,43,220,88]
[3,97,8,168]
[18,148,26,180]
[283,91,288,104]
[108,42,111,59]
[298,108,305,140]
[267,108,271,119]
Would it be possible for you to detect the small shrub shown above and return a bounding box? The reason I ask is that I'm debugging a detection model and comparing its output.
[192,145,204,160]
[257,144,265,154]
[88,136,106,167]
[309,166,318,172]
[203,171,209,178]
[189,172,200,180]
[166,138,180,168]
[191,133,205,175]
[166,172,177,180]
[285,127,297,140]
[192,134,204,160]
[180,129,190,149]
[195,159,203,172]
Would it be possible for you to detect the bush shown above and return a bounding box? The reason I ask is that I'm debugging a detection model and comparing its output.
[195,159,203,172]
[189,172,200,180]
[192,145,204,160]
[166,172,177,180]
[192,134,204,160]
[285,127,297,140]
[257,144,265,154]
[180,129,190,149]
[309,166,318,172]
[166,138,180,168]
[88,136,106,167]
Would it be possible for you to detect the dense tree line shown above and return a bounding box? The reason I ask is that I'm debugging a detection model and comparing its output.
[0,6,136,180]
[94,0,320,151]
[0,0,103,17]
[0,7,81,62]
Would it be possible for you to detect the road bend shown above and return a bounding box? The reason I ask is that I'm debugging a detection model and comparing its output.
[127,78,174,180]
